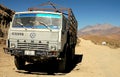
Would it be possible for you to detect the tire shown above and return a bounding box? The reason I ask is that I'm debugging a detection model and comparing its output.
[57,44,68,72]
[68,45,75,61]
[14,56,25,70]
[71,46,75,60]
[58,53,67,72]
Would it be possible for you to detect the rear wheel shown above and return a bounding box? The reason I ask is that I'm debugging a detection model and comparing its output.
[14,56,25,70]
[71,46,75,61]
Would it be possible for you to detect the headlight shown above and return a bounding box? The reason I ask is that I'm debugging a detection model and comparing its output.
[11,43,16,48]
[51,46,56,51]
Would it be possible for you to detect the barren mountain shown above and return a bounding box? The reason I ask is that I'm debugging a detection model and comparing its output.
[78,24,120,48]
[78,24,120,36]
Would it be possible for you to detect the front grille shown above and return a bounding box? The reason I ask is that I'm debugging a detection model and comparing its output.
[17,42,48,51]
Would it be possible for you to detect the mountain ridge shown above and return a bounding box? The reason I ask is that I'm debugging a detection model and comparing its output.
[78,24,120,36]
[78,24,120,48]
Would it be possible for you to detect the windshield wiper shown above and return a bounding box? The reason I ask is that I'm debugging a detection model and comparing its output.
[38,21,52,31]
[16,22,27,30]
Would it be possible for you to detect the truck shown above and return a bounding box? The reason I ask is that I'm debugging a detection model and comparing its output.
[4,2,78,72]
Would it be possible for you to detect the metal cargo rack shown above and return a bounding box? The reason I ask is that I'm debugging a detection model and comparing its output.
[28,1,78,33]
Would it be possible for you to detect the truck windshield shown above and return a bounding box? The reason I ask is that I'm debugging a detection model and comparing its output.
[12,13,61,29]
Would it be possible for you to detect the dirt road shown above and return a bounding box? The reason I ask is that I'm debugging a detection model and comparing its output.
[0,38,120,77]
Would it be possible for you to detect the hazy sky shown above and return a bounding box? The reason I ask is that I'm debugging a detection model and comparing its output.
[0,0,120,29]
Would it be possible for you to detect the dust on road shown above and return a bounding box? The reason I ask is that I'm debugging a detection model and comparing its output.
[0,38,120,77]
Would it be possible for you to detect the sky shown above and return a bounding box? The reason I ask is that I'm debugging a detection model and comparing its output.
[0,0,120,29]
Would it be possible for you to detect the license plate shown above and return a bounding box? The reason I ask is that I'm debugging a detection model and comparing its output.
[24,50,35,55]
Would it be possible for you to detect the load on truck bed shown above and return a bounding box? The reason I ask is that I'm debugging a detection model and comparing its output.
[4,2,78,72]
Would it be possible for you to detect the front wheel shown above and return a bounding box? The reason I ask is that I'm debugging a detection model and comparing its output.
[57,44,68,72]
[14,56,25,70]
[57,53,67,72]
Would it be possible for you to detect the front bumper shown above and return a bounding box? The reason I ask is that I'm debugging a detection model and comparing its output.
[3,48,59,58]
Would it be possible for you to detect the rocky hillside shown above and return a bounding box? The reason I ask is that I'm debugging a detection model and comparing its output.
[0,4,14,37]
[78,24,120,48]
